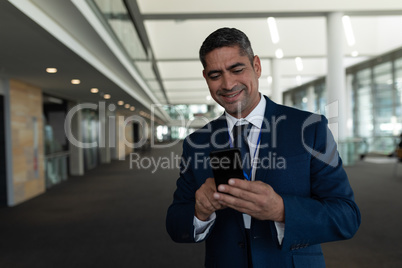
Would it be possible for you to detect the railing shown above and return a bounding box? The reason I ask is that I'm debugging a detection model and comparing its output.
[339,135,401,166]
[44,151,69,188]
[364,135,399,155]
[338,138,366,166]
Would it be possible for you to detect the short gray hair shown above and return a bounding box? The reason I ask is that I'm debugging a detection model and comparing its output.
[199,27,254,68]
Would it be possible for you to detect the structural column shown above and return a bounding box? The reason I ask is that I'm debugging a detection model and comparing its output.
[270,58,282,104]
[326,12,347,142]
[99,102,112,164]
[307,85,315,112]
[0,77,14,206]
[345,75,354,138]
[68,101,84,176]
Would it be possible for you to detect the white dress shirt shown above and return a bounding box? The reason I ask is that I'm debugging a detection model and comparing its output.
[194,94,285,244]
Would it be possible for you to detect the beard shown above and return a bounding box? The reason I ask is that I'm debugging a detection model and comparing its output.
[221,97,248,117]
[214,85,260,118]
[216,85,248,115]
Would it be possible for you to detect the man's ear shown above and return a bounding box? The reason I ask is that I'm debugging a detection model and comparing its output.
[253,55,262,78]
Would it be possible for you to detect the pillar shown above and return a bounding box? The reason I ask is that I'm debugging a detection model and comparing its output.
[0,77,14,206]
[68,102,84,176]
[307,85,315,112]
[270,58,282,104]
[99,102,112,164]
[326,12,347,142]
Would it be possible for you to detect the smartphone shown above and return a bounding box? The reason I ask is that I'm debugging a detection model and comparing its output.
[209,148,245,189]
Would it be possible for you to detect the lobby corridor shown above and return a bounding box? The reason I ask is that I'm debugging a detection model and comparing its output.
[0,142,401,267]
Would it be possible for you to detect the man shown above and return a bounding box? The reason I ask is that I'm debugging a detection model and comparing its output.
[166,27,360,267]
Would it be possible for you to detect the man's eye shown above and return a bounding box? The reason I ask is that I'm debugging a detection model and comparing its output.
[233,68,244,73]
[209,74,220,80]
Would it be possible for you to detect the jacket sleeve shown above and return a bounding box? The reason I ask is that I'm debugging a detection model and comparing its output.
[166,139,199,243]
[280,115,361,251]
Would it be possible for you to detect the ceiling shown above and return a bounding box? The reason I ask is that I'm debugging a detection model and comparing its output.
[2,0,402,122]
[135,0,402,105]
[0,0,168,122]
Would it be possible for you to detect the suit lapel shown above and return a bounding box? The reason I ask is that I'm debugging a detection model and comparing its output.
[255,96,278,183]
[209,114,231,151]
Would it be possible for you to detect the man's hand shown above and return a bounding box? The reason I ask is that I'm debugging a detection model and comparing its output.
[213,179,285,222]
[195,178,226,221]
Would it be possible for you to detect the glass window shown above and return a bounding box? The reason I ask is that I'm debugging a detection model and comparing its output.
[373,62,393,137]
[354,68,373,139]
[314,82,326,114]
[395,58,402,119]
[171,126,188,140]
[283,49,402,155]
[283,92,293,107]
[292,88,308,111]
[163,104,218,121]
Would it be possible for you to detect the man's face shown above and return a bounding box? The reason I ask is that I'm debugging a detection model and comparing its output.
[203,46,262,118]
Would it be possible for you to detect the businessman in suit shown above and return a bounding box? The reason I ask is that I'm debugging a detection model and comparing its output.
[166,27,361,267]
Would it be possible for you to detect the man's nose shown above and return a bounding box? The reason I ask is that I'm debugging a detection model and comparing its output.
[221,74,236,90]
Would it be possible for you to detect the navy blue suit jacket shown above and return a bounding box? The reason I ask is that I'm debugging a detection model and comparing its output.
[166,96,361,267]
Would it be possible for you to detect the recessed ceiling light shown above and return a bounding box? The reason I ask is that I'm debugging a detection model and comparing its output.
[267,76,272,84]
[130,106,135,111]
[267,17,280,44]
[295,57,303,71]
[351,51,359,57]
[124,104,130,109]
[104,94,111,99]
[117,100,124,106]
[275,48,284,59]
[71,79,80,85]
[46,68,57,73]
[90,88,99,93]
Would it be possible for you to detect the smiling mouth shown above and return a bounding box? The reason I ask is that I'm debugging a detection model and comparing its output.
[226,92,241,98]
[221,90,242,99]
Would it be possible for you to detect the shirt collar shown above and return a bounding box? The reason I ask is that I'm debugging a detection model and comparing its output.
[225,94,266,131]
